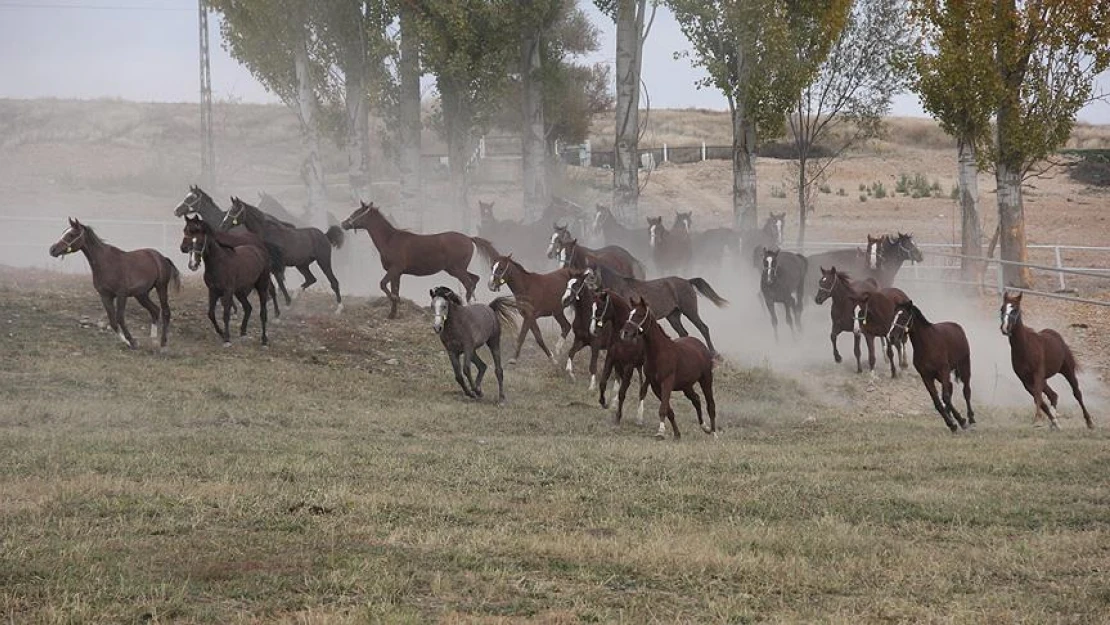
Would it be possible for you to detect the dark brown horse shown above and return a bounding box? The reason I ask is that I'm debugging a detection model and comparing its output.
[621,295,717,440]
[342,201,500,319]
[223,197,344,312]
[648,215,693,276]
[1000,292,1093,430]
[759,248,808,340]
[585,261,728,356]
[430,285,519,404]
[49,218,181,349]
[871,232,925,288]
[555,238,645,280]
[488,255,572,362]
[478,200,549,269]
[560,269,605,388]
[592,203,651,260]
[592,289,649,426]
[177,223,282,319]
[740,212,785,269]
[849,287,910,378]
[887,300,973,432]
[182,216,271,347]
[814,266,879,369]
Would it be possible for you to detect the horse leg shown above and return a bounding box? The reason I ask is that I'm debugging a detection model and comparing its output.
[206,289,221,337]
[865,335,877,372]
[464,272,480,302]
[273,268,292,306]
[235,291,253,338]
[511,316,532,363]
[898,336,909,369]
[665,311,690,338]
[587,343,601,391]
[220,293,234,346]
[553,311,572,355]
[295,264,316,292]
[114,295,136,349]
[564,338,585,381]
[378,272,395,317]
[958,361,974,426]
[831,329,843,364]
[489,338,506,404]
[782,295,797,339]
[256,278,269,347]
[135,292,160,344]
[685,312,717,357]
[267,277,281,318]
[853,332,862,373]
[529,318,556,363]
[469,351,488,398]
[447,351,474,398]
[656,378,679,440]
[923,377,958,432]
[1026,376,1058,430]
[764,297,780,342]
[315,256,343,313]
[699,373,717,436]
[940,370,967,429]
[155,282,171,349]
[636,367,649,426]
[1061,366,1094,429]
[886,338,897,379]
[682,387,704,432]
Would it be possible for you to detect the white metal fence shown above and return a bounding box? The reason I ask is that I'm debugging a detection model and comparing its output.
[0,216,183,274]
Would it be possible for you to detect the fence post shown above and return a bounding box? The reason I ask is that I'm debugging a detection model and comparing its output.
[701,141,706,161]
[996,259,1005,294]
[1054,246,1067,291]
[662,143,668,163]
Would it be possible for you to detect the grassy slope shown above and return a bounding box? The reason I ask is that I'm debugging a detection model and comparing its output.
[1,275,1108,623]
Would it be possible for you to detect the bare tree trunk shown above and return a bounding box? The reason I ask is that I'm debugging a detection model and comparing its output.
[995,161,1030,287]
[521,28,548,222]
[796,154,807,245]
[442,82,471,233]
[344,66,372,204]
[993,0,1030,288]
[399,1,423,225]
[294,32,327,229]
[729,95,758,231]
[613,0,646,224]
[957,136,982,280]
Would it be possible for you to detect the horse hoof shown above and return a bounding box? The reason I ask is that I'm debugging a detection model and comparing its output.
[654,432,666,440]
[701,425,713,434]
[508,358,518,365]
[834,355,843,363]
[223,342,232,348]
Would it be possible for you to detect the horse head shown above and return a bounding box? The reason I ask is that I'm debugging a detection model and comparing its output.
[865,234,884,270]
[182,215,211,271]
[547,222,572,259]
[674,211,693,234]
[887,299,916,344]
[647,216,664,247]
[815,265,839,304]
[621,295,652,342]
[761,247,780,286]
[489,254,515,292]
[891,232,924,263]
[478,200,495,223]
[341,200,378,231]
[1000,291,1023,336]
[561,267,589,308]
[593,204,611,234]
[850,291,874,336]
[430,286,463,333]
[174,185,206,217]
[49,217,87,257]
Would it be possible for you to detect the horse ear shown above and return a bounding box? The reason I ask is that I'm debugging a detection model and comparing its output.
[429,288,435,299]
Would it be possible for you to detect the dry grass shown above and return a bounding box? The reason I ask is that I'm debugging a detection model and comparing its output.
[2,270,1109,623]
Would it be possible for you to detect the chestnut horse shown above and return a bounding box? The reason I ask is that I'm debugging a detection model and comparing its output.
[647,215,692,276]
[554,236,645,280]
[621,295,717,440]
[488,255,572,363]
[342,202,500,319]
[815,267,879,369]
[560,269,605,388]
[887,300,974,433]
[49,218,181,349]
[850,287,910,378]
[1000,292,1093,430]
[592,289,649,426]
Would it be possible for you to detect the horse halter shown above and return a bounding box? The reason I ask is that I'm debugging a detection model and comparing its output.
[1000,301,1020,335]
[490,260,511,289]
[816,272,838,296]
[57,226,85,254]
[431,296,449,331]
[625,305,650,336]
[854,301,870,326]
[888,308,912,342]
[188,233,209,270]
[223,203,245,228]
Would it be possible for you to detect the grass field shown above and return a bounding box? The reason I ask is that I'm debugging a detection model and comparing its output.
[2,272,1108,623]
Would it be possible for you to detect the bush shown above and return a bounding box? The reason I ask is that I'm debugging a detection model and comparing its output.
[895,174,910,195]
[950,185,960,200]
[859,194,868,202]
[896,172,934,198]
[872,181,887,199]
[859,183,867,192]
[819,183,832,194]
[837,188,846,196]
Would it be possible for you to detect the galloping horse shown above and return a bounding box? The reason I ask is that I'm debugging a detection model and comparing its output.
[887,300,974,432]
[814,267,879,369]
[1000,292,1093,430]
[488,255,572,362]
[806,232,923,290]
[223,197,344,311]
[555,238,645,280]
[648,215,693,276]
[430,285,519,404]
[478,200,550,270]
[759,248,808,340]
[621,295,717,440]
[740,212,785,269]
[49,218,181,349]
[592,289,649,426]
[849,287,910,378]
[584,262,727,356]
[872,232,925,288]
[560,270,605,388]
[592,203,651,260]
[342,201,499,319]
[182,216,272,347]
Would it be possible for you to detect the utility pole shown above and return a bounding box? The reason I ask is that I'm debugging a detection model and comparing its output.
[198,0,215,189]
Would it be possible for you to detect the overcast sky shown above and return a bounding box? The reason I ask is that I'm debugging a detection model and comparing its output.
[1,0,1107,124]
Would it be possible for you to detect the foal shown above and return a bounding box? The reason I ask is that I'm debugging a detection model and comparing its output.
[887,300,973,433]
[49,218,181,349]
[488,255,573,362]
[759,248,808,340]
[592,289,649,426]
[560,269,605,388]
[621,295,717,440]
[814,266,878,369]
[430,285,519,404]
[850,288,910,378]
[1000,292,1093,430]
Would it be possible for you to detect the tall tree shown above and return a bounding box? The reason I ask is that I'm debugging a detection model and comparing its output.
[397,0,423,220]
[613,0,651,223]
[516,1,565,222]
[669,0,851,230]
[412,0,516,232]
[914,0,996,280]
[787,0,914,245]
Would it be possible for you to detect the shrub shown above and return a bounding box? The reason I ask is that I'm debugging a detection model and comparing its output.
[859,194,868,202]
[859,183,867,192]
[872,181,887,199]
[837,188,847,196]
[895,174,910,195]
[819,183,832,194]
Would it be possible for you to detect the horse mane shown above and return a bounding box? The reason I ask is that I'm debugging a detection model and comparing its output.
[908,302,933,327]
[431,286,464,306]
[80,224,106,247]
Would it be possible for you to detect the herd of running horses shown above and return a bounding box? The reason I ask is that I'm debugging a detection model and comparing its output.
[45,186,1094,438]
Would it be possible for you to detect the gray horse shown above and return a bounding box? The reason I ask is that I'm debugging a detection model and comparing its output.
[430,286,520,404]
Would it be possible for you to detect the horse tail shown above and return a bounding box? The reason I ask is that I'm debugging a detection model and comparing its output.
[488,296,521,331]
[265,242,286,277]
[687,277,729,307]
[326,225,345,249]
[470,236,500,265]
[1061,335,1081,373]
[164,257,182,293]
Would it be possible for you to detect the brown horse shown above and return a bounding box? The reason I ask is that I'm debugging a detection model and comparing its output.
[850,287,910,378]
[488,255,572,363]
[592,203,651,261]
[814,267,880,369]
[621,295,717,440]
[648,215,692,276]
[182,216,271,347]
[584,261,728,356]
[223,197,344,311]
[49,218,181,349]
[430,285,519,404]
[478,200,549,270]
[871,232,924,288]
[554,237,646,280]
[740,212,785,269]
[342,201,500,319]
[1000,292,1093,430]
[887,300,974,433]
[592,289,649,426]
[759,248,808,340]
[560,269,605,388]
